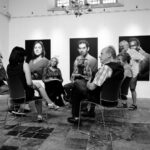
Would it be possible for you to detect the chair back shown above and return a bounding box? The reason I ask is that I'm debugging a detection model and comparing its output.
[7,76,25,100]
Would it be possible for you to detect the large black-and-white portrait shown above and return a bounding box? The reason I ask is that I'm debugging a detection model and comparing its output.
[25,39,51,62]
[70,37,98,76]
[119,36,150,81]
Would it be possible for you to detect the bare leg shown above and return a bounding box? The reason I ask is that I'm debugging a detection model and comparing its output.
[38,86,53,104]
[35,99,42,115]
[33,82,53,104]
[131,90,137,105]
[33,82,58,109]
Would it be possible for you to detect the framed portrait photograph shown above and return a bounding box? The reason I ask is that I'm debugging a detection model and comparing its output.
[70,37,98,77]
[25,39,51,62]
[119,36,150,81]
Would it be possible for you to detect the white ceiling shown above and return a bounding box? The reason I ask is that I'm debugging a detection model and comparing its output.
[1,0,150,18]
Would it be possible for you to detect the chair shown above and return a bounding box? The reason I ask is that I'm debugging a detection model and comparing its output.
[78,71,125,144]
[4,76,47,131]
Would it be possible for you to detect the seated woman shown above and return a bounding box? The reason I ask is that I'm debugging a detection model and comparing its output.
[0,53,9,95]
[7,46,56,121]
[42,57,66,107]
[117,52,133,108]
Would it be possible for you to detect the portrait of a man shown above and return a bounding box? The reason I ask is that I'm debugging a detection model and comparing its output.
[70,38,98,77]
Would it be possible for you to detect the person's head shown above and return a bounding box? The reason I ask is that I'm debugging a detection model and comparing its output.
[117,52,131,66]
[9,46,26,66]
[100,46,116,64]
[50,57,59,68]
[77,40,90,57]
[32,41,46,58]
[76,56,85,67]
[119,40,129,52]
[129,38,140,51]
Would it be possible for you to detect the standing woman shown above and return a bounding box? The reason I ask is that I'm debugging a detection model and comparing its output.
[43,57,66,107]
[29,41,49,80]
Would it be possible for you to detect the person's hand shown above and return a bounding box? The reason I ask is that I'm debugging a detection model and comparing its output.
[73,73,81,77]
[87,80,91,89]
[32,72,39,79]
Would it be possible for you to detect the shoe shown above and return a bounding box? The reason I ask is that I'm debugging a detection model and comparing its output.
[20,104,31,113]
[121,95,128,100]
[81,111,95,118]
[48,103,60,110]
[67,117,79,124]
[37,115,43,123]
[128,104,137,110]
[23,109,31,113]
[11,110,26,116]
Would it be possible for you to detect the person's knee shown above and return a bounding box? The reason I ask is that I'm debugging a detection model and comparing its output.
[35,82,42,88]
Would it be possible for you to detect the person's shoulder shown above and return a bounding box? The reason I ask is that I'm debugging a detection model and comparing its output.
[86,54,97,61]
[42,57,49,62]
[41,57,49,65]
[75,55,81,59]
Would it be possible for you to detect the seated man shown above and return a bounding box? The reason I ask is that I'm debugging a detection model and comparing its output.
[67,46,124,124]
[64,40,97,103]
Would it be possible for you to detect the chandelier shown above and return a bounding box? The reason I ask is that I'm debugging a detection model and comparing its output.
[62,0,92,17]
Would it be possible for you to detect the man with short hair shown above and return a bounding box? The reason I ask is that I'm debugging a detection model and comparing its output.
[67,46,124,124]
[64,40,97,102]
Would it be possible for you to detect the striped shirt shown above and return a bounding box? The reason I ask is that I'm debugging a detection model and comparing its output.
[93,65,112,87]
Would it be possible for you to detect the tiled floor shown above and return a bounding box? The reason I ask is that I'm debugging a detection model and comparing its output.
[0,95,150,150]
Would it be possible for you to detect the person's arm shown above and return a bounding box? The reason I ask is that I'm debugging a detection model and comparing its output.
[81,66,92,81]
[87,80,97,90]
[87,65,112,90]
[23,61,33,86]
[56,68,63,82]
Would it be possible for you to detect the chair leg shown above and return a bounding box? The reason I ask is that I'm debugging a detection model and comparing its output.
[77,101,82,131]
[98,105,109,141]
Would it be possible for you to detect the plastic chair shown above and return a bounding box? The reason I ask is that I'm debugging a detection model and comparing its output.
[4,76,45,131]
[78,71,125,145]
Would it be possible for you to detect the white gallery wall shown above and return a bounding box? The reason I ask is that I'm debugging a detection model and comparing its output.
[0,14,9,69]
[1,0,150,98]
